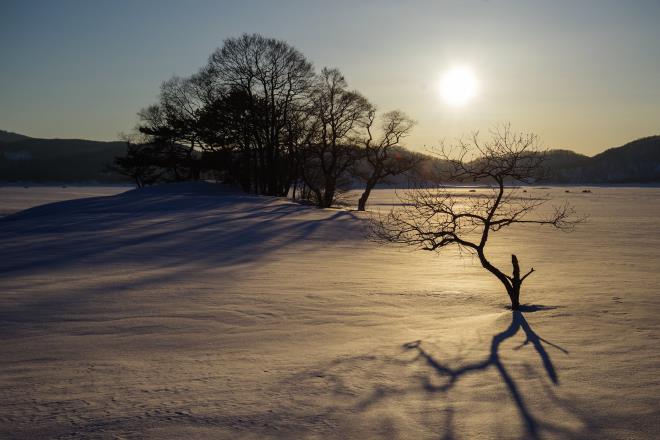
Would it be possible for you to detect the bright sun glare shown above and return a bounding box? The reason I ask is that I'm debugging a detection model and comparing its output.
[439,67,478,106]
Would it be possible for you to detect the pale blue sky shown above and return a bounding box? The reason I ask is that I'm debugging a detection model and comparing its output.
[1,0,659,155]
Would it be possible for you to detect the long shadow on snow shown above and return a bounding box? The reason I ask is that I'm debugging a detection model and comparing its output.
[292,306,598,439]
[0,187,360,275]
[401,306,574,439]
[0,186,362,329]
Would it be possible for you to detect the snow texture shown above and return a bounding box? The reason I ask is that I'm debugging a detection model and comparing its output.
[1,182,659,439]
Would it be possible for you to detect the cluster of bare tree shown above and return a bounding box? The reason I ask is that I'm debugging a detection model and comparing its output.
[114,34,419,209]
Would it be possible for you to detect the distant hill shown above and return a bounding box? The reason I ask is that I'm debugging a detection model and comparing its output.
[0,130,32,143]
[545,136,660,183]
[1,130,659,184]
[0,133,129,183]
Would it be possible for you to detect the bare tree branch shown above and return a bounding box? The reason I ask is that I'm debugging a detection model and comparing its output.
[371,124,584,309]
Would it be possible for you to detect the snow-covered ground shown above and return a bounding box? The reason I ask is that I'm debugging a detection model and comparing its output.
[0,185,130,218]
[0,183,658,439]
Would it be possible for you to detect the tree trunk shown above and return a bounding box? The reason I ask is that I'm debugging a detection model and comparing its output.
[291,179,298,200]
[313,188,323,207]
[321,182,335,208]
[478,249,523,310]
[508,283,521,310]
[357,177,377,211]
[509,254,522,310]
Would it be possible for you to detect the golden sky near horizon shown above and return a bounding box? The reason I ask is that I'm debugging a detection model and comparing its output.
[1,0,659,156]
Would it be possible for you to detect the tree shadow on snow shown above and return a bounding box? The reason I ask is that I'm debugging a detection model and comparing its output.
[290,307,600,439]
[0,187,364,328]
[401,307,570,439]
[0,188,362,275]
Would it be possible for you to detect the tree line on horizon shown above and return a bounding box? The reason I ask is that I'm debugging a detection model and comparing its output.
[2,129,657,185]
[114,33,425,210]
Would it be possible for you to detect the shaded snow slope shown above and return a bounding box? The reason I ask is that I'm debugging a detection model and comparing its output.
[0,185,130,218]
[1,183,659,439]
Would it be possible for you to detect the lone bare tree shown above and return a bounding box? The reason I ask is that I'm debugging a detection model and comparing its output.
[371,125,582,310]
[356,109,418,211]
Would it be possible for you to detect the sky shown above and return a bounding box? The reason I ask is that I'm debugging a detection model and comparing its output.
[1,0,659,155]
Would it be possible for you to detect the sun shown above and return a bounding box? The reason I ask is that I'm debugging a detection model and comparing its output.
[439,66,478,106]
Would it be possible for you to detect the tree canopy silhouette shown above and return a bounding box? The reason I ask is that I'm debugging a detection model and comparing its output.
[114,33,420,208]
[299,68,372,208]
[356,109,418,211]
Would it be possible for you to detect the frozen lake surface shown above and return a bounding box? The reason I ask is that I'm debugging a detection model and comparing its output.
[0,183,659,439]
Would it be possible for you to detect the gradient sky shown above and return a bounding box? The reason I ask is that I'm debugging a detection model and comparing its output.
[1,0,659,155]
